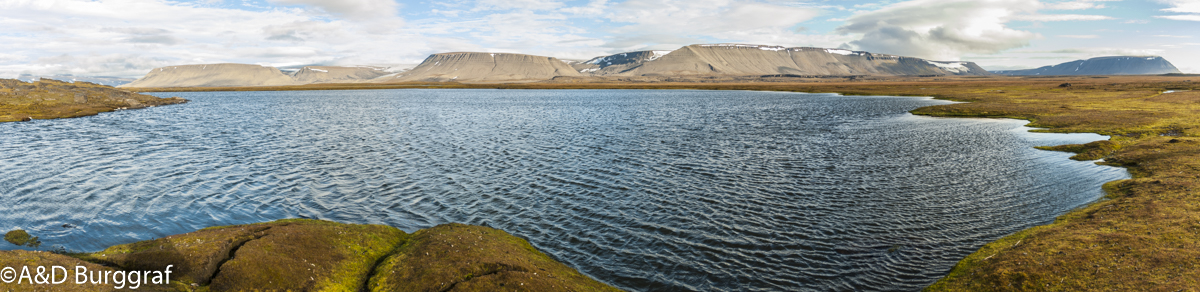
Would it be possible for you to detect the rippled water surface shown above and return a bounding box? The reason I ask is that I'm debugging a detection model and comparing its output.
[1,89,1128,291]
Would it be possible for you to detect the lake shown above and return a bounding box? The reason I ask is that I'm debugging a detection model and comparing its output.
[0,89,1128,291]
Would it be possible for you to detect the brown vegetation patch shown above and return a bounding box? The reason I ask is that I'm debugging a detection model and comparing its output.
[1144,90,1200,104]
[1036,140,1122,161]
[3,220,618,291]
[79,225,272,286]
[206,219,406,291]
[0,79,187,123]
[369,223,618,292]
[0,250,129,291]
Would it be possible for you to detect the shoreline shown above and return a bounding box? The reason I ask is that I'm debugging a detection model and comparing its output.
[0,79,187,123]
[7,75,1198,289]
[133,75,1199,290]
[1,219,618,291]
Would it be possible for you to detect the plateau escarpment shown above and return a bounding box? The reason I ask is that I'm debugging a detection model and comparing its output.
[0,78,186,122]
[379,45,988,83]
[121,63,298,88]
[122,64,392,88]
[569,50,672,75]
[121,44,996,87]
[995,56,1182,75]
[379,52,582,82]
[598,44,990,77]
[0,219,618,292]
[289,66,390,84]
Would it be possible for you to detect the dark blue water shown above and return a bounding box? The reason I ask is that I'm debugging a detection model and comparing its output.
[0,89,1127,291]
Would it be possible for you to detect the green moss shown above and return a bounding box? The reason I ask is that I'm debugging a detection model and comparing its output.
[0,79,186,123]
[4,230,40,248]
[369,223,618,292]
[1035,140,1122,160]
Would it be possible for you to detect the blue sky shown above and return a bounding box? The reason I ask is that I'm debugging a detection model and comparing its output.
[1,0,1197,78]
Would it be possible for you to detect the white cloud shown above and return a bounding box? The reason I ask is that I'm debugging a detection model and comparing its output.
[601,0,834,51]
[834,0,1118,61]
[267,0,400,20]
[9,54,178,78]
[1156,0,1200,20]
[1012,14,1114,21]
[0,0,427,78]
[1156,14,1200,21]
[474,0,565,11]
[835,0,1041,60]
[1043,0,1112,10]
[1159,0,1200,13]
[560,0,609,15]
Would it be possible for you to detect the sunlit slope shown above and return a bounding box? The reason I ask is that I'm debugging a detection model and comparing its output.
[121,63,298,88]
[291,66,389,84]
[599,44,991,76]
[381,52,582,82]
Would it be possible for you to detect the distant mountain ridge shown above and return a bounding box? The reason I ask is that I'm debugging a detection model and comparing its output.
[290,66,390,84]
[385,44,989,83]
[17,74,136,87]
[995,56,1181,76]
[376,52,580,82]
[122,44,997,87]
[567,50,672,75]
[120,64,390,88]
[579,44,990,77]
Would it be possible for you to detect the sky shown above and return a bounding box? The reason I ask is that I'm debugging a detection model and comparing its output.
[0,0,1197,78]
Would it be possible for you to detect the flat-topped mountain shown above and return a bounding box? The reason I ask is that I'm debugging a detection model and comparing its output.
[589,44,990,77]
[385,45,988,83]
[569,50,672,75]
[290,66,389,84]
[379,52,581,82]
[995,56,1182,76]
[122,44,995,87]
[121,63,298,88]
[122,64,391,88]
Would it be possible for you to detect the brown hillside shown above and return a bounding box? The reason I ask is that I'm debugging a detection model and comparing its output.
[381,52,581,82]
[121,63,297,88]
[607,44,990,76]
[290,66,389,84]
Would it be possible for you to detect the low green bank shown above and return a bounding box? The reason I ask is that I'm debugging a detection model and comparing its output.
[0,79,186,123]
[1,219,618,291]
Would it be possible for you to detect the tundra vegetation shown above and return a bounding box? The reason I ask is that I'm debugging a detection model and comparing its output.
[129,75,1200,290]
[0,79,186,122]
[6,75,1199,290]
[1,219,618,291]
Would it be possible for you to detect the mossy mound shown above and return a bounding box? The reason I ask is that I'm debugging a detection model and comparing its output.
[2,219,616,291]
[4,229,39,247]
[0,250,130,291]
[78,223,274,287]
[0,78,187,123]
[369,223,619,292]
[206,219,406,291]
